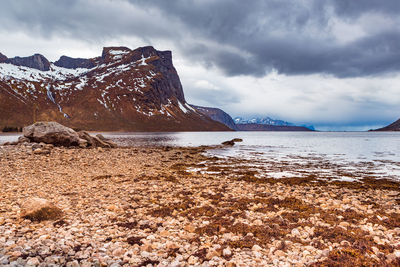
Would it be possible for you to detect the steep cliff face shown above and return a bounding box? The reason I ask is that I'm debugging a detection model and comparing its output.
[192,105,238,130]
[373,119,400,131]
[6,54,51,71]
[0,46,229,131]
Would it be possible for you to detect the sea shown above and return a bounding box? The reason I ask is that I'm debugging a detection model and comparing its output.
[1,131,400,182]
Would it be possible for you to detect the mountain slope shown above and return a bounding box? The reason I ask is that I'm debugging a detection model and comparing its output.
[0,46,229,131]
[191,105,238,130]
[373,119,400,131]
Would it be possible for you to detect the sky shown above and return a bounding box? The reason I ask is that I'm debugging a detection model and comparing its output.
[1,0,400,131]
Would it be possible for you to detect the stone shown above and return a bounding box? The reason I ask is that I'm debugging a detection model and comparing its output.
[252,245,262,251]
[18,136,30,143]
[33,148,51,155]
[206,249,220,260]
[112,248,125,257]
[20,197,63,221]
[184,224,196,233]
[78,131,117,148]
[291,228,300,237]
[223,248,232,257]
[96,134,118,148]
[253,219,263,226]
[26,257,40,266]
[160,230,170,237]
[23,122,86,147]
[274,250,285,257]
[66,260,80,267]
[187,256,198,265]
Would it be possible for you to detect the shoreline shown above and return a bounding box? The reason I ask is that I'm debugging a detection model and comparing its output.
[0,144,399,266]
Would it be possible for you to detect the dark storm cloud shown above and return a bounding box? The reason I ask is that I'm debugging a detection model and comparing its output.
[1,0,399,77]
[131,0,400,77]
[331,0,400,17]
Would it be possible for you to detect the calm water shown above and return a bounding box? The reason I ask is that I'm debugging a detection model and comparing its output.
[106,131,400,181]
[1,131,400,181]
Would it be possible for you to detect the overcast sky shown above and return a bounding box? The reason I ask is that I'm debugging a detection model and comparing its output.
[1,0,400,130]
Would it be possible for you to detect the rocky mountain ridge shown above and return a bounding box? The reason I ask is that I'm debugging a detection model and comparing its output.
[192,105,238,130]
[373,119,400,131]
[0,46,229,131]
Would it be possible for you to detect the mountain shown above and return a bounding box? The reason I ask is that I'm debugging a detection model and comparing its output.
[233,116,314,131]
[236,124,313,131]
[191,105,238,130]
[0,46,229,131]
[234,116,293,126]
[373,119,400,131]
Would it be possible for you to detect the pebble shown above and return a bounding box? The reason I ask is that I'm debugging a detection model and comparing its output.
[223,248,232,257]
[252,245,262,251]
[26,257,40,266]
[1,146,399,266]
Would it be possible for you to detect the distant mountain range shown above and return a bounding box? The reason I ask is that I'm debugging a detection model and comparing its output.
[193,107,314,131]
[0,46,229,131]
[234,117,293,126]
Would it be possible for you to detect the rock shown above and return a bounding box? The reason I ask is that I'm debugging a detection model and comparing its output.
[66,260,80,267]
[253,219,263,226]
[252,245,262,251]
[184,224,196,233]
[23,122,86,147]
[222,139,239,146]
[26,257,40,266]
[112,248,125,257]
[206,249,220,260]
[96,134,118,148]
[160,230,170,237]
[187,256,198,265]
[33,148,51,155]
[222,138,243,146]
[223,248,232,257]
[274,250,285,257]
[20,197,63,221]
[78,131,117,148]
[0,256,9,265]
[17,136,30,143]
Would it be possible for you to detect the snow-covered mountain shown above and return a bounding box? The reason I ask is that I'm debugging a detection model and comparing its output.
[0,46,229,131]
[234,116,293,126]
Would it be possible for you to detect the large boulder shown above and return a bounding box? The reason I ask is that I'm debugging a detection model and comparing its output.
[77,131,117,148]
[20,197,63,221]
[23,122,86,147]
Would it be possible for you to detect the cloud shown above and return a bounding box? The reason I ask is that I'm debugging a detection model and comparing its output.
[130,0,400,77]
[0,0,399,129]
[1,0,399,77]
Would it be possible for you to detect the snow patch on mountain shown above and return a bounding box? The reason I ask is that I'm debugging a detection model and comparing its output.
[0,63,91,82]
[234,116,293,126]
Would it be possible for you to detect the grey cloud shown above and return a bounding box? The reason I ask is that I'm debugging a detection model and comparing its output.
[130,0,400,77]
[0,0,399,78]
[331,0,400,17]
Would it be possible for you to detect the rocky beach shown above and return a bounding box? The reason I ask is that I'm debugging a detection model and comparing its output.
[1,134,400,266]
